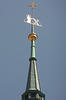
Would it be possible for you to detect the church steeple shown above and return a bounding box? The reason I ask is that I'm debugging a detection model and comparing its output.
[22,2,45,100]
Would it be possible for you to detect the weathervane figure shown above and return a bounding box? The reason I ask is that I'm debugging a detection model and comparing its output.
[24,2,43,27]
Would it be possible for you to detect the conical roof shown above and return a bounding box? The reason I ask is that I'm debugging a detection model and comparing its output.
[26,58,41,91]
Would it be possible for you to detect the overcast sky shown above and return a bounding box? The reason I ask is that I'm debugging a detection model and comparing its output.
[0,0,66,100]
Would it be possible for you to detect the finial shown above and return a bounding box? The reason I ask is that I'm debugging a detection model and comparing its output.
[24,2,43,40]
[28,2,37,9]
[24,2,43,27]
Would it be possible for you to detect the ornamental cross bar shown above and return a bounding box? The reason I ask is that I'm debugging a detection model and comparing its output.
[28,2,37,9]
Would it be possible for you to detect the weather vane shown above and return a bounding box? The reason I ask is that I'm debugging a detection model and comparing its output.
[24,2,43,27]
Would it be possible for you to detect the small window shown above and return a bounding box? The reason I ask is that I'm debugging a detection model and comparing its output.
[31,93,36,98]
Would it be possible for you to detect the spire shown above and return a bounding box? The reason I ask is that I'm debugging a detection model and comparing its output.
[26,3,41,90]
[30,25,35,58]
[26,58,41,91]
[26,23,40,90]
[22,2,45,100]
